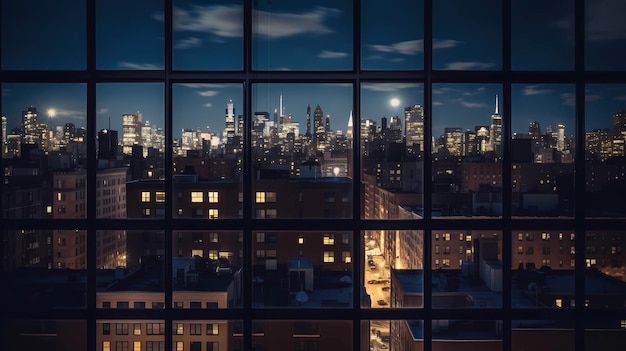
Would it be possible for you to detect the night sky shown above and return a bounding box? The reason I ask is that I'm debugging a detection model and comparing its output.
[2,0,625,140]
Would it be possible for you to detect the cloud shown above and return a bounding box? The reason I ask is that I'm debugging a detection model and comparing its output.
[586,94,602,102]
[97,108,110,115]
[204,103,213,108]
[369,39,460,56]
[53,108,85,120]
[318,50,348,59]
[457,99,487,108]
[255,6,340,38]
[432,101,444,106]
[370,40,422,55]
[616,95,626,101]
[362,83,421,92]
[1,88,10,96]
[561,93,575,106]
[166,5,340,39]
[168,5,243,37]
[444,61,496,70]
[586,0,626,41]
[175,37,201,49]
[198,90,219,97]
[118,62,162,70]
[523,85,552,96]
[180,83,226,89]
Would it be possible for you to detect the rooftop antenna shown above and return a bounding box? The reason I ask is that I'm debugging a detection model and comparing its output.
[495,94,499,114]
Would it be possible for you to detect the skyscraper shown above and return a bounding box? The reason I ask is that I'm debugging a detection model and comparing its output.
[614,109,626,133]
[306,104,312,136]
[22,106,39,145]
[489,95,502,154]
[404,104,425,152]
[557,124,566,151]
[98,129,118,160]
[122,112,142,155]
[224,99,236,140]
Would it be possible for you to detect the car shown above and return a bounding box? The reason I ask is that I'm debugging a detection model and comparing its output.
[381,286,390,291]
[376,299,388,306]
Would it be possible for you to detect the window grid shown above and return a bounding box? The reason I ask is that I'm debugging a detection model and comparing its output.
[0,1,625,351]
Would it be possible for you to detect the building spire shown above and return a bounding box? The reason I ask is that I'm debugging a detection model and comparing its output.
[495,94,499,115]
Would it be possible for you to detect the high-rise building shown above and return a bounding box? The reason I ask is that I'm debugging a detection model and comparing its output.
[444,127,464,156]
[98,129,118,160]
[489,95,502,155]
[613,109,626,133]
[22,106,40,146]
[224,99,236,140]
[557,124,566,151]
[529,121,541,140]
[404,104,425,153]
[306,104,312,136]
[122,112,142,155]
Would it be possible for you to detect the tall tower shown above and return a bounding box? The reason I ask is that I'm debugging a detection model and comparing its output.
[325,114,331,132]
[225,99,236,138]
[22,106,39,145]
[306,104,311,136]
[557,124,565,151]
[489,94,502,154]
[122,112,142,155]
[404,104,425,152]
[528,121,541,140]
[614,109,626,134]
[346,111,353,143]
[313,105,324,133]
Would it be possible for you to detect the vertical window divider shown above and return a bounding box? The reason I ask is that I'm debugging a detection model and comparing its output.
[501,1,513,351]
[243,1,253,351]
[164,0,174,349]
[423,1,433,351]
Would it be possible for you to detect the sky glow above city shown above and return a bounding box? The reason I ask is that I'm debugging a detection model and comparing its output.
[1,0,625,139]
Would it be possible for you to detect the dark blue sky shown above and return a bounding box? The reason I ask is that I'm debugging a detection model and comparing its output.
[2,0,625,139]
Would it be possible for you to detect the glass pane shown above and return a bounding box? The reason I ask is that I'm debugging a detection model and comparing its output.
[2,84,87,205]
[172,320,231,351]
[511,0,574,71]
[1,0,86,70]
[585,320,626,351]
[432,320,502,349]
[512,320,574,351]
[252,321,352,350]
[433,230,502,308]
[98,320,165,351]
[363,229,423,309]
[433,0,501,70]
[585,84,626,217]
[253,231,352,308]
[96,0,164,70]
[252,83,353,219]
[172,231,242,309]
[97,83,165,219]
[2,229,87,309]
[512,229,575,309]
[585,0,626,71]
[4,320,86,351]
[173,0,244,70]
[97,230,164,308]
[361,83,424,219]
[361,0,423,70]
[172,83,243,219]
[512,84,575,217]
[252,0,353,70]
[585,231,626,309]
[363,320,422,351]
[432,84,502,217]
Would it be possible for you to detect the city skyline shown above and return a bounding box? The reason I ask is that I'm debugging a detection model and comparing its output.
[2,83,625,140]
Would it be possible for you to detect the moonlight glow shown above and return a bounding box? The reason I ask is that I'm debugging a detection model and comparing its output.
[390,98,400,107]
[48,108,56,117]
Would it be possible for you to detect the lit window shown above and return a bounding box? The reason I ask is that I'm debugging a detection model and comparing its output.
[191,191,203,203]
[134,323,141,336]
[443,233,451,241]
[143,208,150,216]
[176,342,183,351]
[266,191,276,202]
[176,323,184,335]
[342,251,351,263]
[103,342,111,351]
[323,251,335,263]
[206,323,219,335]
[208,209,218,219]
[155,191,165,202]
[141,191,150,202]
[323,234,335,245]
[255,191,266,203]
[209,232,219,243]
[208,191,219,203]
[256,232,265,243]
[134,341,141,351]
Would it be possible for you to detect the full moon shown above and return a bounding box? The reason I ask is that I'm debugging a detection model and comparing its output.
[48,108,56,117]
[390,98,400,107]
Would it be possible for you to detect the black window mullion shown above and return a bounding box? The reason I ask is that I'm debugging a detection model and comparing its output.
[423,1,433,351]
[353,2,362,351]
[243,1,253,351]
[164,1,174,351]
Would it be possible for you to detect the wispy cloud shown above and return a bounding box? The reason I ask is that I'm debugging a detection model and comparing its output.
[198,90,219,97]
[586,94,602,102]
[180,83,226,89]
[97,108,110,115]
[255,6,340,38]
[444,61,496,70]
[118,62,162,70]
[318,50,348,59]
[52,108,85,120]
[362,83,420,92]
[561,93,575,106]
[523,85,553,96]
[615,95,626,101]
[457,99,487,108]
[165,5,341,39]
[369,39,460,56]
[586,0,626,41]
[175,37,201,49]
[432,101,444,106]
[204,103,213,108]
